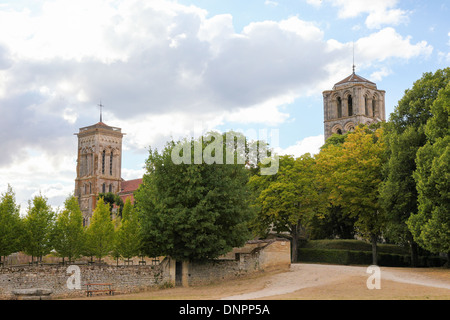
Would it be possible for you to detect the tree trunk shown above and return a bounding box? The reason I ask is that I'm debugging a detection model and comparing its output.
[371,235,378,265]
[291,224,300,263]
[410,241,419,267]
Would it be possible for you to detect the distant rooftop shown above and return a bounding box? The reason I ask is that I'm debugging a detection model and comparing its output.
[118,178,143,204]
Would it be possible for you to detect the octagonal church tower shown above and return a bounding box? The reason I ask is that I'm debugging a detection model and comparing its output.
[323,69,386,141]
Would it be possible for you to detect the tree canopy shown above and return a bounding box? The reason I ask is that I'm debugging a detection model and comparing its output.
[135,132,254,261]
[316,126,386,264]
[408,81,450,256]
[248,154,323,262]
[22,194,55,261]
[52,196,85,262]
[84,197,115,261]
[381,67,450,264]
[0,185,22,260]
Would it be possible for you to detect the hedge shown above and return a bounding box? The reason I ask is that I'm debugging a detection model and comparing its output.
[301,239,409,255]
[297,248,447,267]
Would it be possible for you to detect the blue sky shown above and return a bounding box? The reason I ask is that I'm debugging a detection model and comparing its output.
[0,0,448,213]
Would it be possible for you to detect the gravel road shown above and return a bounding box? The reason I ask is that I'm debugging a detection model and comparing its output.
[221,263,450,300]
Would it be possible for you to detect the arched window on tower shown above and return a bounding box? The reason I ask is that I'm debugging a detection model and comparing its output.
[102,150,106,174]
[348,95,353,117]
[372,98,377,117]
[102,183,106,193]
[337,97,342,118]
[109,184,112,193]
[365,97,369,116]
[110,151,113,176]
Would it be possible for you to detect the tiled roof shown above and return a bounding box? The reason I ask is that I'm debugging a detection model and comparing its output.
[118,178,143,204]
[120,178,143,194]
[334,72,376,87]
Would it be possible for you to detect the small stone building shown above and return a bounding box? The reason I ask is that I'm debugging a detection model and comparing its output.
[164,239,291,287]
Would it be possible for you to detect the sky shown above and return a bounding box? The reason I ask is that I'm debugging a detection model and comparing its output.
[0,0,448,214]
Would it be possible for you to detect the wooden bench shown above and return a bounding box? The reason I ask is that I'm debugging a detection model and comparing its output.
[123,259,133,265]
[86,283,115,297]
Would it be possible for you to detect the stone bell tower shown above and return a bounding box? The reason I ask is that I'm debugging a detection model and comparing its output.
[74,108,124,226]
[322,68,386,140]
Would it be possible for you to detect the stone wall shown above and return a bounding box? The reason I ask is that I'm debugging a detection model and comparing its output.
[0,264,164,299]
[0,239,291,298]
[174,239,291,287]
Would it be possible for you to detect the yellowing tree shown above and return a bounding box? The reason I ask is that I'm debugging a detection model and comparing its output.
[249,154,324,262]
[316,126,386,265]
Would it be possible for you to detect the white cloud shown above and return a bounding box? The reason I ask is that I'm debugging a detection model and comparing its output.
[276,135,325,158]
[0,0,437,210]
[364,7,409,29]
[0,149,76,215]
[311,0,410,29]
[121,167,146,181]
[265,1,279,7]
[370,67,392,82]
[356,28,433,63]
[223,95,293,126]
[306,0,323,8]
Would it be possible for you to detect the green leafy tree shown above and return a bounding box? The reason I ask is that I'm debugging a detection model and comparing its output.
[249,154,324,262]
[22,194,55,263]
[52,196,85,263]
[381,67,450,265]
[97,192,124,217]
[85,197,115,262]
[135,132,254,262]
[0,185,23,263]
[111,212,122,266]
[408,82,450,262]
[116,198,142,261]
[316,126,386,264]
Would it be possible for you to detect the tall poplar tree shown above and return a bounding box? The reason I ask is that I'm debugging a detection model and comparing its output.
[52,196,85,263]
[23,194,55,263]
[85,198,115,262]
[116,198,142,261]
[0,185,22,263]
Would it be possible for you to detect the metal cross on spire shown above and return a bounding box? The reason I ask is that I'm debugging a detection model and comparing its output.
[352,41,356,74]
[98,101,104,123]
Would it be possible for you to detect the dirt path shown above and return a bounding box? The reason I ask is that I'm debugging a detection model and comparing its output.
[73,263,450,300]
[221,263,450,300]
